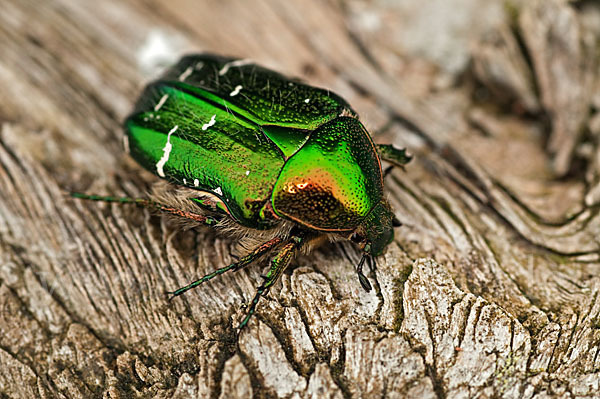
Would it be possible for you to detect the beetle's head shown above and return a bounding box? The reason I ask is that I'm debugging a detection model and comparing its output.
[349,201,398,257]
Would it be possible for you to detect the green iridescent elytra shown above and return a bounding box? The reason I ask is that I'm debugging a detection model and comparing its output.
[77,54,411,331]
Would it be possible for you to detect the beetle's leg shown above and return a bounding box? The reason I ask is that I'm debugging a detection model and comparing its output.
[167,237,283,298]
[238,233,305,330]
[70,193,221,226]
[376,144,412,170]
[367,254,376,271]
[355,254,373,292]
[189,197,228,215]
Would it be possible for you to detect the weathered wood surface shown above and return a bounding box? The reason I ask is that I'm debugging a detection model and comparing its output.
[1,0,599,397]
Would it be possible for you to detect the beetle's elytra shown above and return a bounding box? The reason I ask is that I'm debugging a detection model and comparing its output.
[73,54,411,330]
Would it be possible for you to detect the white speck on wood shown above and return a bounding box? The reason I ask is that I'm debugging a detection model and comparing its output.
[136,29,181,74]
[218,355,253,399]
[122,135,130,154]
[239,322,307,397]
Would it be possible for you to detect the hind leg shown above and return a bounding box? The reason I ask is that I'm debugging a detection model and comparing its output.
[71,192,221,226]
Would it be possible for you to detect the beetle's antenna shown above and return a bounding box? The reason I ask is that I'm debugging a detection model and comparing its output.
[356,254,372,292]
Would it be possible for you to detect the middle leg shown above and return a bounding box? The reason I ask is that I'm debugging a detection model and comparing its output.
[237,231,306,330]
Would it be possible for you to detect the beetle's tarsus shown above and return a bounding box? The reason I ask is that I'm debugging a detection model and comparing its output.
[167,237,283,302]
[238,288,265,330]
[166,290,181,301]
[166,264,237,299]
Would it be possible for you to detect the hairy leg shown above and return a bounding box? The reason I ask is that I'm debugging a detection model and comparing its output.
[71,192,221,226]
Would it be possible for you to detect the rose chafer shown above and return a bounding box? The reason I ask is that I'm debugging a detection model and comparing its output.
[74,54,411,330]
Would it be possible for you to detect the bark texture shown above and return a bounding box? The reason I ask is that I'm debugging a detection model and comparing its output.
[1,0,599,398]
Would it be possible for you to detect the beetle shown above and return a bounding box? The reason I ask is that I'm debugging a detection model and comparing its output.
[73,54,411,330]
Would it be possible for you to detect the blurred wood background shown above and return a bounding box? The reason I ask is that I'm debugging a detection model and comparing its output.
[1,0,600,397]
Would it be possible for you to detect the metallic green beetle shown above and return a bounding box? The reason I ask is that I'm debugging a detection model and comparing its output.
[75,54,410,330]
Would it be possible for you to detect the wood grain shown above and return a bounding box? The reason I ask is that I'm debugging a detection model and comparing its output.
[1,0,599,397]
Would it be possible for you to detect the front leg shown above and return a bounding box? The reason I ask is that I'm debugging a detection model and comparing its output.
[376,144,412,171]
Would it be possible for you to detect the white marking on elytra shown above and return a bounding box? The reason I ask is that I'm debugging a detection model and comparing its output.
[195,61,204,70]
[245,170,250,176]
[304,98,310,103]
[202,114,216,130]
[122,135,130,154]
[194,179,199,187]
[218,59,252,76]
[154,94,169,111]
[155,125,178,177]
[213,187,223,195]
[230,85,243,97]
[183,178,187,185]
[178,66,193,82]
